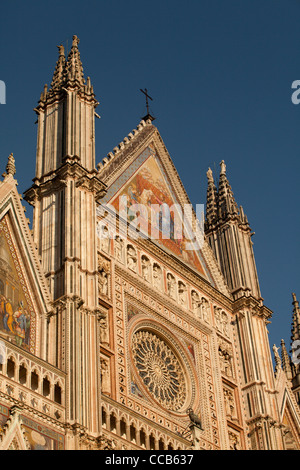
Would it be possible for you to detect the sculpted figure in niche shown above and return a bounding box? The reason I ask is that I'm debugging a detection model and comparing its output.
[127,245,137,272]
[100,315,109,345]
[214,307,222,331]
[191,290,201,318]
[224,389,236,421]
[167,273,176,299]
[141,255,150,282]
[100,225,110,253]
[114,236,124,262]
[222,311,229,337]
[229,432,241,450]
[201,297,210,323]
[152,263,162,290]
[218,344,233,378]
[178,281,187,306]
[100,358,111,395]
[98,270,108,297]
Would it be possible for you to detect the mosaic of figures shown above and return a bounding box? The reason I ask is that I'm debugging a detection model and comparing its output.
[108,155,206,276]
[0,230,31,350]
[0,405,64,450]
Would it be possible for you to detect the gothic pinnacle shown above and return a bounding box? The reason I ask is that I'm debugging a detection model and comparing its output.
[281,339,293,380]
[6,153,16,177]
[205,167,218,225]
[66,34,85,85]
[50,44,66,90]
[218,160,238,218]
[291,292,300,343]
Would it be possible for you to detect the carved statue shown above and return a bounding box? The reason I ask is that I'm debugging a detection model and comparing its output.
[224,389,236,420]
[191,291,201,317]
[167,273,176,299]
[98,270,108,297]
[114,236,124,262]
[100,316,109,345]
[273,344,282,374]
[100,358,111,395]
[206,167,214,183]
[218,343,233,378]
[178,281,187,306]
[152,264,162,290]
[201,297,210,322]
[127,245,137,272]
[220,160,226,175]
[100,225,110,253]
[187,408,202,429]
[141,255,150,281]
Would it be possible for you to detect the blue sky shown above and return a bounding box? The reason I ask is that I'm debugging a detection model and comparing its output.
[0,0,299,354]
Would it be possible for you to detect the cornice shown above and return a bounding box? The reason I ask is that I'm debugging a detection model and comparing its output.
[24,156,107,205]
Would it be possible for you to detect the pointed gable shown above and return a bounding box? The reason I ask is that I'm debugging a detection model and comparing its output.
[0,172,52,355]
[97,119,230,295]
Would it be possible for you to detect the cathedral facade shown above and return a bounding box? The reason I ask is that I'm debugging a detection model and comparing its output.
[0,36,299,450]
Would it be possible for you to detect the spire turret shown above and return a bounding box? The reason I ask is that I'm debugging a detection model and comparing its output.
[281,339,293,380]
[217,160,239,219]
[205,167,218,225]
[65,35,85,86]
[30,35,99,179]
[2,153,16,178]
[291,293,300,343]
[204,160,261,299]
[50,44,66,90]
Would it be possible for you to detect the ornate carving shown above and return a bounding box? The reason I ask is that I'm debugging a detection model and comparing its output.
[178,281,187,306]
[218,341,234,378]
[127,245,137,272]
[98,255,110,298]
[223,388,236,421]
[100,357,111,395]
[100,225,110,253]
[131,330,186,411]
[152,263,162,290]
[166,273,176,299]
[99,314,109,345]
[141,255,150,282]
[115,236,124,262]
[228,430,241,450]
[214,307,229,337]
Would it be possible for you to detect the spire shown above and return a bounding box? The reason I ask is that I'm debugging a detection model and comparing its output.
[65,35,85,86]
[281,339,293,380]
[205,167,218,225]
[3,153,16,178]
[50,44,66,90]
[217,160,239,219]
[291,293,300,343]
[45,35,92,100]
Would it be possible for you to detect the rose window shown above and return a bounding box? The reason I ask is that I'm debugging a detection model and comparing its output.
[131,330,187,411]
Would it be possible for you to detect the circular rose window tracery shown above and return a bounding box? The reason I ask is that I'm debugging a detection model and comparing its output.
[131,330,187,411]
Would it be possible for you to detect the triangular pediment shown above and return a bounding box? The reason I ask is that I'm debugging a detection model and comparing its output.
[275,368,300,449]
[0,174,52,354]
[0,407,31,450]
[97,120,230,294]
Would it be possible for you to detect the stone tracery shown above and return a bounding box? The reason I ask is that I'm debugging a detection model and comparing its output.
[131,330,186,412]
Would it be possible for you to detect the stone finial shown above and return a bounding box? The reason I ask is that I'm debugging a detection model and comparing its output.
[220,160,226,175]
[206,167,214,183]
[72,35,80,48]
[57,44,65,57]
[273,344,282,376]
[6,153,16,176]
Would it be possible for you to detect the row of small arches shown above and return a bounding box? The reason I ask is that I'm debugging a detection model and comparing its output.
[102,407,185,450]
[0,355,63,405]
